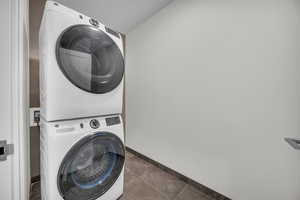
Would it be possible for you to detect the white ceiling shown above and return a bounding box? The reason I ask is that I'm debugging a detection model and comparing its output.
[30,0,174,59]
[55,0,174,33]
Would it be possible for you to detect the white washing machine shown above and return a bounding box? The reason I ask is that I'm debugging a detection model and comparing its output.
[39,1,125,121]
[40,115,125,200]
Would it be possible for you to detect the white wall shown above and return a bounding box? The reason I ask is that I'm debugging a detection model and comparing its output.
[55,0,174,33]
[126,0,300,199]
[30,0,174,59]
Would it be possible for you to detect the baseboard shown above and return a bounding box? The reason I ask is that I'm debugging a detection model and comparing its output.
[126,146,231,200]
[117,194,123,200]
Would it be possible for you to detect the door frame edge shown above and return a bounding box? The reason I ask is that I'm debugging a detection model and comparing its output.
[11,0,30,199]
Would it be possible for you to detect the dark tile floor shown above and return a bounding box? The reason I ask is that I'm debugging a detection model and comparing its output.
[30,151,216,200]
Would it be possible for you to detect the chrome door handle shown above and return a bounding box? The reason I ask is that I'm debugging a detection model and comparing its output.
[285,138,300,150]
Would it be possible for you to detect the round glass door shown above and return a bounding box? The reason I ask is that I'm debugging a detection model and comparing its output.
[57,132,125,200]
[56,25,124,94]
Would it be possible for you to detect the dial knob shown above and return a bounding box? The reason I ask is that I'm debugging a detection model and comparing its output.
[90,119,100,129]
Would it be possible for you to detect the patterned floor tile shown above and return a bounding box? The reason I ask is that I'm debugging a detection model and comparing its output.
[174,185,209,200]
[125,177,168,200]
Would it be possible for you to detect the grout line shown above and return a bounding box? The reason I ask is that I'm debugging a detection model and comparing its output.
[129,152,186,200]
[172,183,189,200]
[125,170,168,200]
[126,153,172,200]
[138,175,171,200]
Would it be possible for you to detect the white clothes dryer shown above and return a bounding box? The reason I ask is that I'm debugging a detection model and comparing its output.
[39,1,125,121]
[40,115,125,200]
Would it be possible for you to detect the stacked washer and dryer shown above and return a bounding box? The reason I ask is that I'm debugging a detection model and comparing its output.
[39,1,125,200]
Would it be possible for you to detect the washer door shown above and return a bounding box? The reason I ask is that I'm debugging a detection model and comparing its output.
[57,132,125,200]
[56,25,124,94]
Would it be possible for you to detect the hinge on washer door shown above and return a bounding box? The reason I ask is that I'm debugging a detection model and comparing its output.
[0,140,14,161]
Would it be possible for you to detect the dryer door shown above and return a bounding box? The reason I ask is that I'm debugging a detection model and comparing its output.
[56,25,124,94]
[57,132,125,200]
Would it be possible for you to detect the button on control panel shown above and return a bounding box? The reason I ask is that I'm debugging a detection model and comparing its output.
[105,116,121,126]
[89,18,99,27]
[90,119,100,129]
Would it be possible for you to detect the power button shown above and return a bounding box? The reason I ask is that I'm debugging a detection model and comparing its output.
[90,119,100,129]
[89,18,99,27]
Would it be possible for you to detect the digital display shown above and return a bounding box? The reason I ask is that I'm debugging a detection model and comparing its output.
[106,116,121,126]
